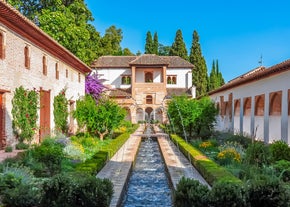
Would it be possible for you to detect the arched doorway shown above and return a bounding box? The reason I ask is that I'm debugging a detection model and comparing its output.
[136,108,144,123]
[124,107,131,122]
[145,107,153,122]
[155,107,163,123]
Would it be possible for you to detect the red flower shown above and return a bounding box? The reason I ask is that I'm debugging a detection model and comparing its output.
[25,114,29,118]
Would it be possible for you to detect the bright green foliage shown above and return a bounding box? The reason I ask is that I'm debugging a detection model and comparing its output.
[98,25,123,56]
[39,2,100,65]
[169,29,188,60]
[270,140,290,161]
[208,60,225,91]
[189,30,208,96]
[12,86,38,143]
[174,177,210,207]
[121,48,134,55]
[273,159,290,182]
[167,96,218,138]
[53,88,69,134]
[73,95,126,140]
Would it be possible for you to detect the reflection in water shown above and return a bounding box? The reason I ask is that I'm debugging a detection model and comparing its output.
[121,137,173,207]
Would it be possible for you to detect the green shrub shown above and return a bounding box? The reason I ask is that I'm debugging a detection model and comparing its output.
[171,134,242,186]
[217,132,252,148]
[247,178,290,207]
[0,165,43,207]
[270,140,290,162]
[209,180,247,207]
[32,138,64,176]
[4,146,13,152]
[243,142,271,166]
[174,177,210,207]
[41,172,113,207]
[15,142,29,150]
[273,159,290,182]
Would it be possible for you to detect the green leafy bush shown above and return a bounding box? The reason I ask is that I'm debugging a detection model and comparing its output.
[53,88,69,134]
[174,177,210,207]
[246,178,290,207]
[11,86,38,143]
[32,138,64,176]
[273,159,290,182]
[171,134,242,186]
[209,180,246,207]
[4,146,13,152]
[41,172,113,207]
[243,142,271,166]
[270,140,290,162]
[15,142,29,150]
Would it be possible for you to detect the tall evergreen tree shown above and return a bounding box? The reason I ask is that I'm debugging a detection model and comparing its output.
[145,31,153,54]
[208,60,225,91]
[169,29,188,60]
[153,32,159,55]
[189,30,208,96]
[158,43,171,56]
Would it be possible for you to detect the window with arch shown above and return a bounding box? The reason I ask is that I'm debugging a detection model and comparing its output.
[269,91,282,116]
[243,97,251,116]
[167,75,177,84]
[0,31,5,59]
[42,55,47,76]
[121,76,131,85]
[55,63,59,80]
[146,95,153,104]
[24,45,30,69]
[145,72,153,83]
[255,95,264,116]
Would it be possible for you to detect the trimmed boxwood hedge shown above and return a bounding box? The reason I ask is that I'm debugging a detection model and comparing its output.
[76,125,139,175]
[171,134,242,186]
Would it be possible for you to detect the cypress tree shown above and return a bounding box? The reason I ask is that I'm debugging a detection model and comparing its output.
[169,29,188,60]
[189,30,208,96]
[208,60,225,91]
[153,32,159,55]
[145,31,153,54]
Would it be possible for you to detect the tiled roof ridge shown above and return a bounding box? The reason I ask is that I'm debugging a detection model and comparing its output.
[0,0,91,73]
[208,59,290,95]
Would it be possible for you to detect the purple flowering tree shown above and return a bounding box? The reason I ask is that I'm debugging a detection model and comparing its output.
[85,73,105,101]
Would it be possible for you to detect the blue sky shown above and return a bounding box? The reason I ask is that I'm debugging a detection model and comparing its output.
[85,0,290,82]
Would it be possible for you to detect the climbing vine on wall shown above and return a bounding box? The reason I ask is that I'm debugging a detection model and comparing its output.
[53,88,69,134]
[12,86,39,143]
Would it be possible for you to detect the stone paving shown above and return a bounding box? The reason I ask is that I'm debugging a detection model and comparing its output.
[97,125,210,207]
[0,149,23,162]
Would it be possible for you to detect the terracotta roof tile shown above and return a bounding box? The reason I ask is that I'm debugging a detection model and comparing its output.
[91,55,194,69]
[108,88,132,97]
[167,88,192,97]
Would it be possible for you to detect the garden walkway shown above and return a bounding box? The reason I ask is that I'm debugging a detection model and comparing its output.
[0,150,23,162]
[97,125,210,207]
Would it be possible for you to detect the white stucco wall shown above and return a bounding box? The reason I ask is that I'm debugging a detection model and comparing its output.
[166,68,192,88]
[210,69,290,144]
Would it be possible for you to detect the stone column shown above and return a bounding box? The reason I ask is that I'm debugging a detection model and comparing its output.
[250,96,255,137]
[264,93,269,143]
[281,89,288,142]
[240,98,244,134]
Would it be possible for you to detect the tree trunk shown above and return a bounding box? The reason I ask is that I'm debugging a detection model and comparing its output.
[97,129,108,141]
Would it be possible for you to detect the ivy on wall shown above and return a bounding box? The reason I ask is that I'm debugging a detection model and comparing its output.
[53,88,69,134]
[11,86,38,143]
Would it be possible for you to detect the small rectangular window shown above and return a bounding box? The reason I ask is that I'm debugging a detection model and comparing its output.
[0,32,5,60]
[121,76,131,85]
[66,69,68,78]
[78,73,81,83]
[55,63,59,80]
[24,46,30,69]
[42,56,47,76]
[167,75,177,84]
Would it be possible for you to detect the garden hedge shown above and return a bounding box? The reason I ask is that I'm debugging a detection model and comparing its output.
[76,125,139,175]
[170,134,242,186]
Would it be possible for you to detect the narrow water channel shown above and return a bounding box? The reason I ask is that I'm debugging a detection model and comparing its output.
[121,137,173,207]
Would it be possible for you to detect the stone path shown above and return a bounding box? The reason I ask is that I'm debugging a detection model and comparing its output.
[0,150,23,162]
[97,125,210,207]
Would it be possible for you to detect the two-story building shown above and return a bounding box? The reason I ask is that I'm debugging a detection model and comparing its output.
[91,54,195,123]
[0,0,91,148]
